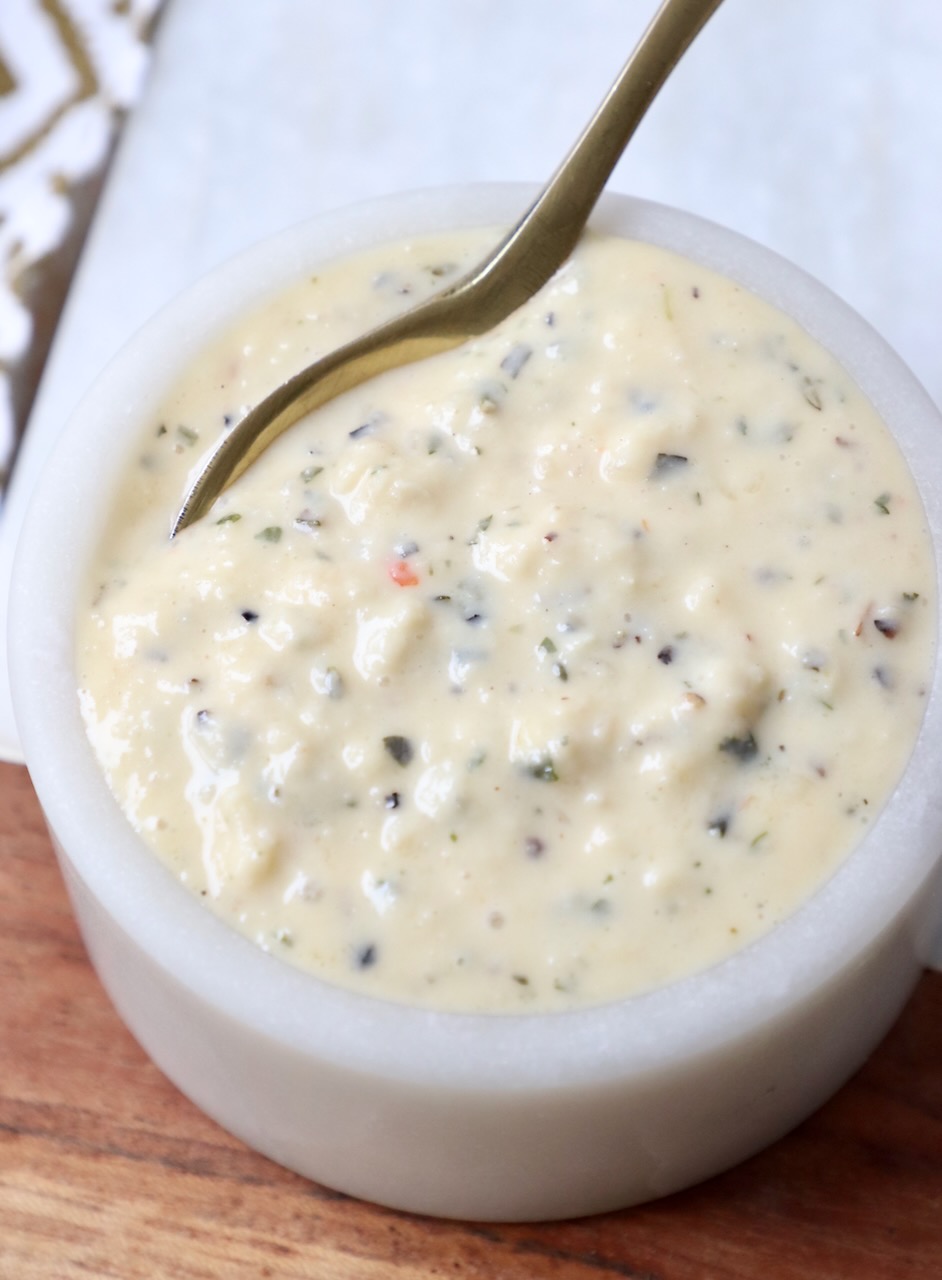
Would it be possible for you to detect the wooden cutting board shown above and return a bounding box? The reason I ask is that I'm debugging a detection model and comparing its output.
[1,759,939,1279]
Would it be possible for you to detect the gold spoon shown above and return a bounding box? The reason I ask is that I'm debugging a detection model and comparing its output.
[172,0,722,537]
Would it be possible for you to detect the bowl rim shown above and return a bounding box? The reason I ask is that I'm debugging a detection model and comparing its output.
[10,183,942,1090]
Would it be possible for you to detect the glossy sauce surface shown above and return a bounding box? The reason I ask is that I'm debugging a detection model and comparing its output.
[77,230,935,1011]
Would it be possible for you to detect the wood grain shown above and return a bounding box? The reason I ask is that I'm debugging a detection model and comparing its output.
[1,759,939,1279]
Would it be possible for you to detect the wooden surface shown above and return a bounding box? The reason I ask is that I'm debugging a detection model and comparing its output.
[1,759,939,1279]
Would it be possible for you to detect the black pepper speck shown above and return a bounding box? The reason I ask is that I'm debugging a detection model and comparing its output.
[383,735,414,767]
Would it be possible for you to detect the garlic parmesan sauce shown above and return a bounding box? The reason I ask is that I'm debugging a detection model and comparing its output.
[77,229,935,1012]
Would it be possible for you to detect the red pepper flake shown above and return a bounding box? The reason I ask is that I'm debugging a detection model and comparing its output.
[388,559,419,587]
[543,531,558,543]
[874,617,899,639]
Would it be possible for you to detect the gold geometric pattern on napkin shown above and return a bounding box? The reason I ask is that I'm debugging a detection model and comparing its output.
[0,0,163,494]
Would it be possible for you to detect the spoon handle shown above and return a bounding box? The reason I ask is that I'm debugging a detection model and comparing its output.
[172,0,723,536]
[454,0,725,323]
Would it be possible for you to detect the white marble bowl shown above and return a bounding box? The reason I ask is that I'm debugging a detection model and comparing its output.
[9,187,942,1221]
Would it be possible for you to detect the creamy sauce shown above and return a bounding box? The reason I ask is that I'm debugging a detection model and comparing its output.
[76,229,935,1012]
